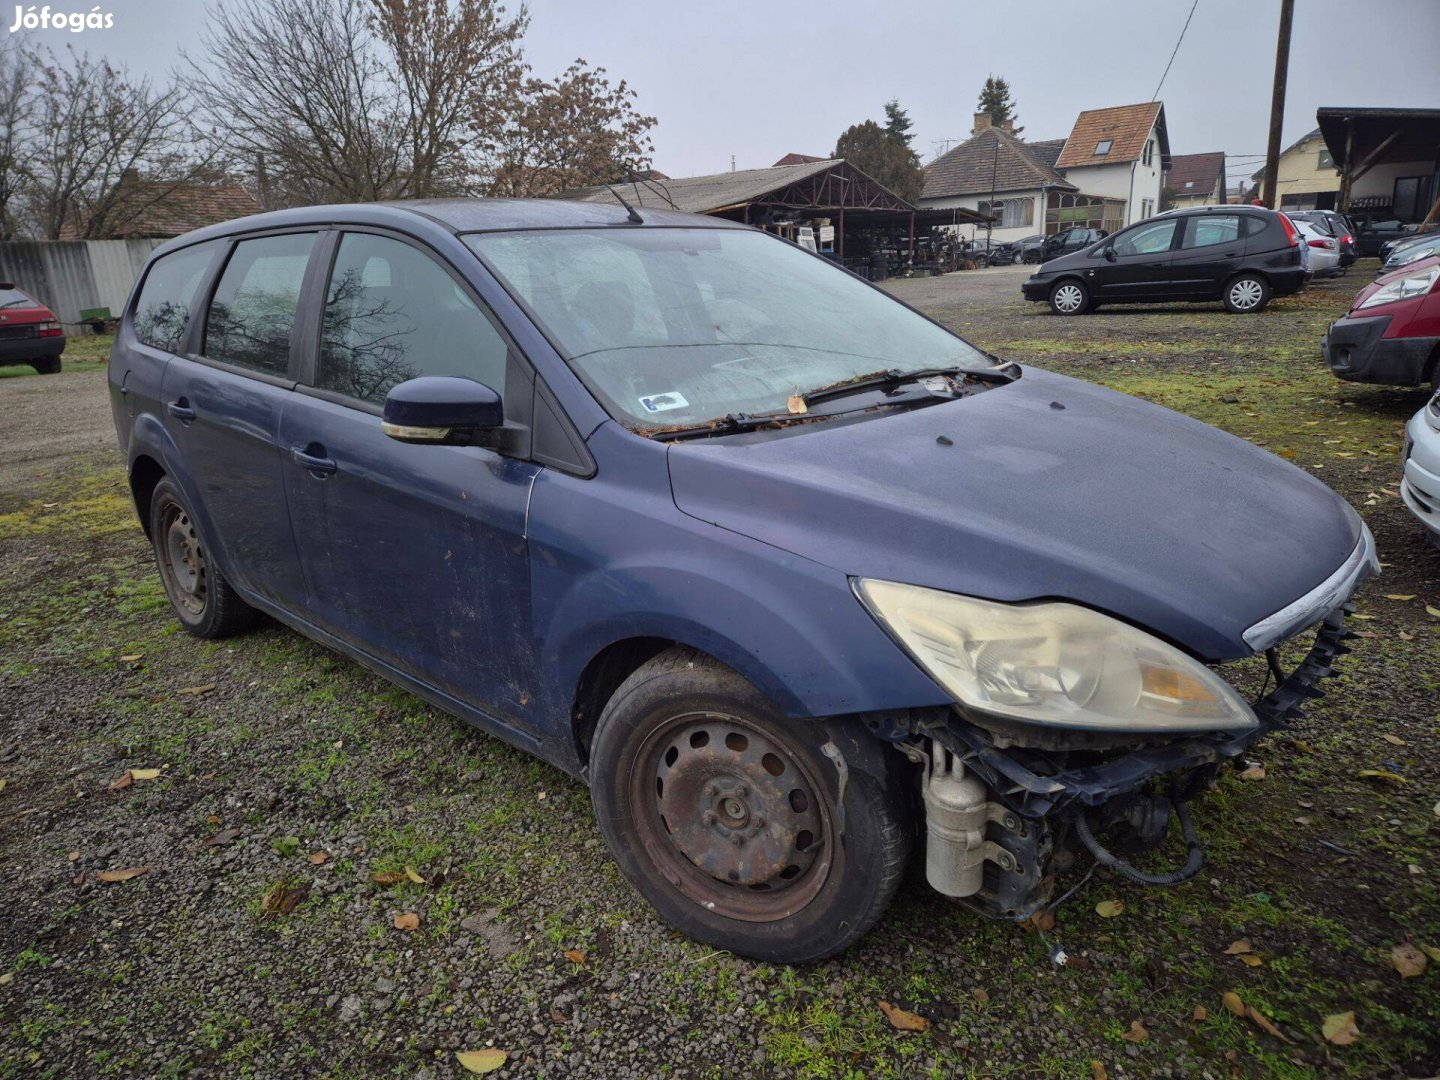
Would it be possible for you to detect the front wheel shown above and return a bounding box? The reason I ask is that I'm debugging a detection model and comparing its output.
[589,648,911,963]
[1223,273,1270,313]
[1049,279,1090,316]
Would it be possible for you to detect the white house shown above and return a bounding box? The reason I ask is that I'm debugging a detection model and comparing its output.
[921,102,1171,238]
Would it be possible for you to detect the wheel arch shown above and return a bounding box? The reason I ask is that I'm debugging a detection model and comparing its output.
[129,454,166,538]
[570,636,676,766]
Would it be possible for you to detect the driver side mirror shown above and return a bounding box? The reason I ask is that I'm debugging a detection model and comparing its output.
[1103,247,1118,262]
[382,376,505,446]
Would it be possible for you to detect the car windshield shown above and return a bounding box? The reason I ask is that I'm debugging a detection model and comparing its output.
[466,227,989,429]
[0,287,37,309]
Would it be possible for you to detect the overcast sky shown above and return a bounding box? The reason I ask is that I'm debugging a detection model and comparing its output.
[28,0,1440,188]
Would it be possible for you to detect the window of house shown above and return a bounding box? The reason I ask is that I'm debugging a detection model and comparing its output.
[133,241,222,353]
[1094,139,1113,156]
[318,233,512,406]
[1141,198,1155,220]
[976,198,1034,229]
[204,233,315,376]
[1142,140,1154,167]
[1318,148,1335,170]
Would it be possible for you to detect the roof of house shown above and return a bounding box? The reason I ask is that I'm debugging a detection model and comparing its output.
[1166,151,1225,194]
[772,153,825,167]
[921,127,1075,200]
[106,179,263,239]
[1056,102,1166,169]
[1250,128,1324,180]
[559,158,921,215]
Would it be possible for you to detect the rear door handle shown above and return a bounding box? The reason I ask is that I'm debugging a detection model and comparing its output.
[167,399,195,423]
[291,445,337,475]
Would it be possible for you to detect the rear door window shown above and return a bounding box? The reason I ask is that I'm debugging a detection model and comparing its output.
[133,241,222,352]
[1181,215,1242,249]
[204,233,316,376]
[316,232,512,405]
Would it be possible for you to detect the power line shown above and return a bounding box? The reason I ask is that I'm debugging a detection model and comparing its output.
[1151,0,1201,101]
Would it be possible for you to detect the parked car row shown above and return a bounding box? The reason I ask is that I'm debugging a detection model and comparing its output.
[1286,209,1358,268]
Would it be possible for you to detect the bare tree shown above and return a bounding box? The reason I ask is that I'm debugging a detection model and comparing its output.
[187,0,406,206]
[0,42,29,240]
[488,60,655,198]
[23,48,198,239]
[367,0,527,197]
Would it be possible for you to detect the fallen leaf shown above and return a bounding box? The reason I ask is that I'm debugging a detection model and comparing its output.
[129,768,162,781]
[1237,765,1266,781]
[176,683,217,696]
[108,772,134,792]
[308,851,327,865]
[563,948,587,966]
[1222,991,1246,1016]
[1294,816,1313,825]
[972,987,990,1004]
[1350,613,1376,620]
[549,1007,567,1023]
[1294,740,1313,754]
[786,394,808,415]
[456,1049,508,1075]
[1427,605,1440,620]
[1322,1011,1359,1046]
[1247,1005,1291,1043]
[403,865,427,884]
[1399,631,1415,641]
[66,851,80,862]
[1224,939,1253,955]
[1385,594,1416,601]
[1390,942,1427,979]
[878,1000,929,1032]
[1410,864,1424,875]
[1121,1020,1149,1043]
[372,871,406,885]
[1095,900,1124,918]
[261,881,308,916]
[1358,769,1407,784]
[97,867,148,883]
[1090,1062,1108,1080]
[1239,954,1264,968]
[205,828,240,847]
[206,814,221,826]
[394,912,420,931]
[120,653,143,662]
[1381,733,1407,746]
[1418,944,1440,964]
[1192,1005,1208,1021]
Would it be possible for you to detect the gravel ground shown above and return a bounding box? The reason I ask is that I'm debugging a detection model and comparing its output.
[1,266,1437,1079]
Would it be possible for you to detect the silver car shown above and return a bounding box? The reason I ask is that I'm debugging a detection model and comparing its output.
[1295,219,1342,278]
[1402,390,1440,548]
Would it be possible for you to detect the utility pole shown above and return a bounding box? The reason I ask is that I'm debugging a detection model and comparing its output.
[1260,0,1295,209]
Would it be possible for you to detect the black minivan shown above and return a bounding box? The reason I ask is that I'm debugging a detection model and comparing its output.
[1023,206,1309,316]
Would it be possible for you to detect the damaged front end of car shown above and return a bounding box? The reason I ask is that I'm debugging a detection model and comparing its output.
[850,532,1376,922]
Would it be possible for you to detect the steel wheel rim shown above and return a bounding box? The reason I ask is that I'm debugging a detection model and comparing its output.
[1230,279,1263,309]
[628,711,835,922]
[1054,284,1083,312]
[157,503,207,617]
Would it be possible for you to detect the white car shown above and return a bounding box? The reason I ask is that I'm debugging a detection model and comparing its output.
[1402,390,1440,548]
[1296,220,1342,278]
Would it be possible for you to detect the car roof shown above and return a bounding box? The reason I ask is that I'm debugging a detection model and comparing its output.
[1156,204,1271,217]
[151,197,743,254]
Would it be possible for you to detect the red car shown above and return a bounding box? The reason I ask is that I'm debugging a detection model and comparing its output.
[1323,255,1440,390]
[0,282,67,374]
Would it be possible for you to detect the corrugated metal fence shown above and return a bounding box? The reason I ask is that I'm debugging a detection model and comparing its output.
[0,239,162,330]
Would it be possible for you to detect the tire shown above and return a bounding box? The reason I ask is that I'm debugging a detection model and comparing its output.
[1048,279,1090,316]
[31,357,61,375]
[1223,273,1270,313]
[1023,251,1040,264]
[974,255,990,269]
[589,648,912,963]
[148,477,260,639]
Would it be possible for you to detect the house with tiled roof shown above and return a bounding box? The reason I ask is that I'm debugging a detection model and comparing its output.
[62,174,262,240]
[921,102,1171,240]
[1164,151,1227,208]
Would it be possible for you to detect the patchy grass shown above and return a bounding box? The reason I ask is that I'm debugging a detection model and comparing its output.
[0,331,111,379]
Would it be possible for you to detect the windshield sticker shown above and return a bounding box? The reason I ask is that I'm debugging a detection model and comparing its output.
[639,392,689,413]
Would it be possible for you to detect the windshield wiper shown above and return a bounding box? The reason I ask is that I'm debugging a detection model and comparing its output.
[801,361,1019,406]
[647,385,950,442]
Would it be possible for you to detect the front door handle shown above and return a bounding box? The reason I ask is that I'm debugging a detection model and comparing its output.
[291,445,337,475]
[167,398,195,423]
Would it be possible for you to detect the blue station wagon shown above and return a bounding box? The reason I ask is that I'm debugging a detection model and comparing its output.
[109,198,1376,962]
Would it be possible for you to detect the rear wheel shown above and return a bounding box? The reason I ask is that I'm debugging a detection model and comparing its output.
[1023,250,1040,264]
[973,254,990,269]
[149,478,260,639]
[1223,273,1270,313]
[589,648,911,963]
[1049,279,1090,316]
[31,357,60,375]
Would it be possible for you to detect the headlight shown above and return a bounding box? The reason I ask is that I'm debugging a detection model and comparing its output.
[1359,265,1440,309]
[854,580,1257,733]
[1395,245,1437,267]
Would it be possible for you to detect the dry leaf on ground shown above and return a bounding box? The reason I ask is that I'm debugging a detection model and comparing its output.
[393,912,420,931]
[205,828,240,847]
[1390,942,1427,978]
[372,871,406,885]
[96,867,148,883]
[1224,939,1252,955]
[1222,991,1246,1016]
[1095,900,1124,918]
[261,881,307,916]
[563,949,587,966]
[404,865,427,884]
[1090,1061,1107,1080]
[1237,765,1266,781]
[1384,594,1416,601]
[176,683,217,696]
[1247,1005,1291,1043]
[129,768,162,781]
[1358,769,1407,784]
[972,987,990,1004]
[1381,734,1406,746]
[1322,1011,1359,1046]
[878,1000,930,1032]
[456,1049,508,1074]
[1239,953,1264,968]
[1192,1005,1208,1021]
[1121,1020,1149,1043]
[108,772,134,792]
[308,851,327,865]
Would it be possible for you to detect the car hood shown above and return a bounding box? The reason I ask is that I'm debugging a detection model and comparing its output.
[667,368,1362,661]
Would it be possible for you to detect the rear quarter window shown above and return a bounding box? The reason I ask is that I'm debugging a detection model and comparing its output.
[133,241,222,352]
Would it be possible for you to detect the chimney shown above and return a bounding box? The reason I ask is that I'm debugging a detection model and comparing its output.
[999,120,1014,134]
[972,112,992,136]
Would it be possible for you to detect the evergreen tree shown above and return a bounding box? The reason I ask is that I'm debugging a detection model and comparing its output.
[883,99,914,148]
[976,76,1022,135]
[834,119,921,202]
